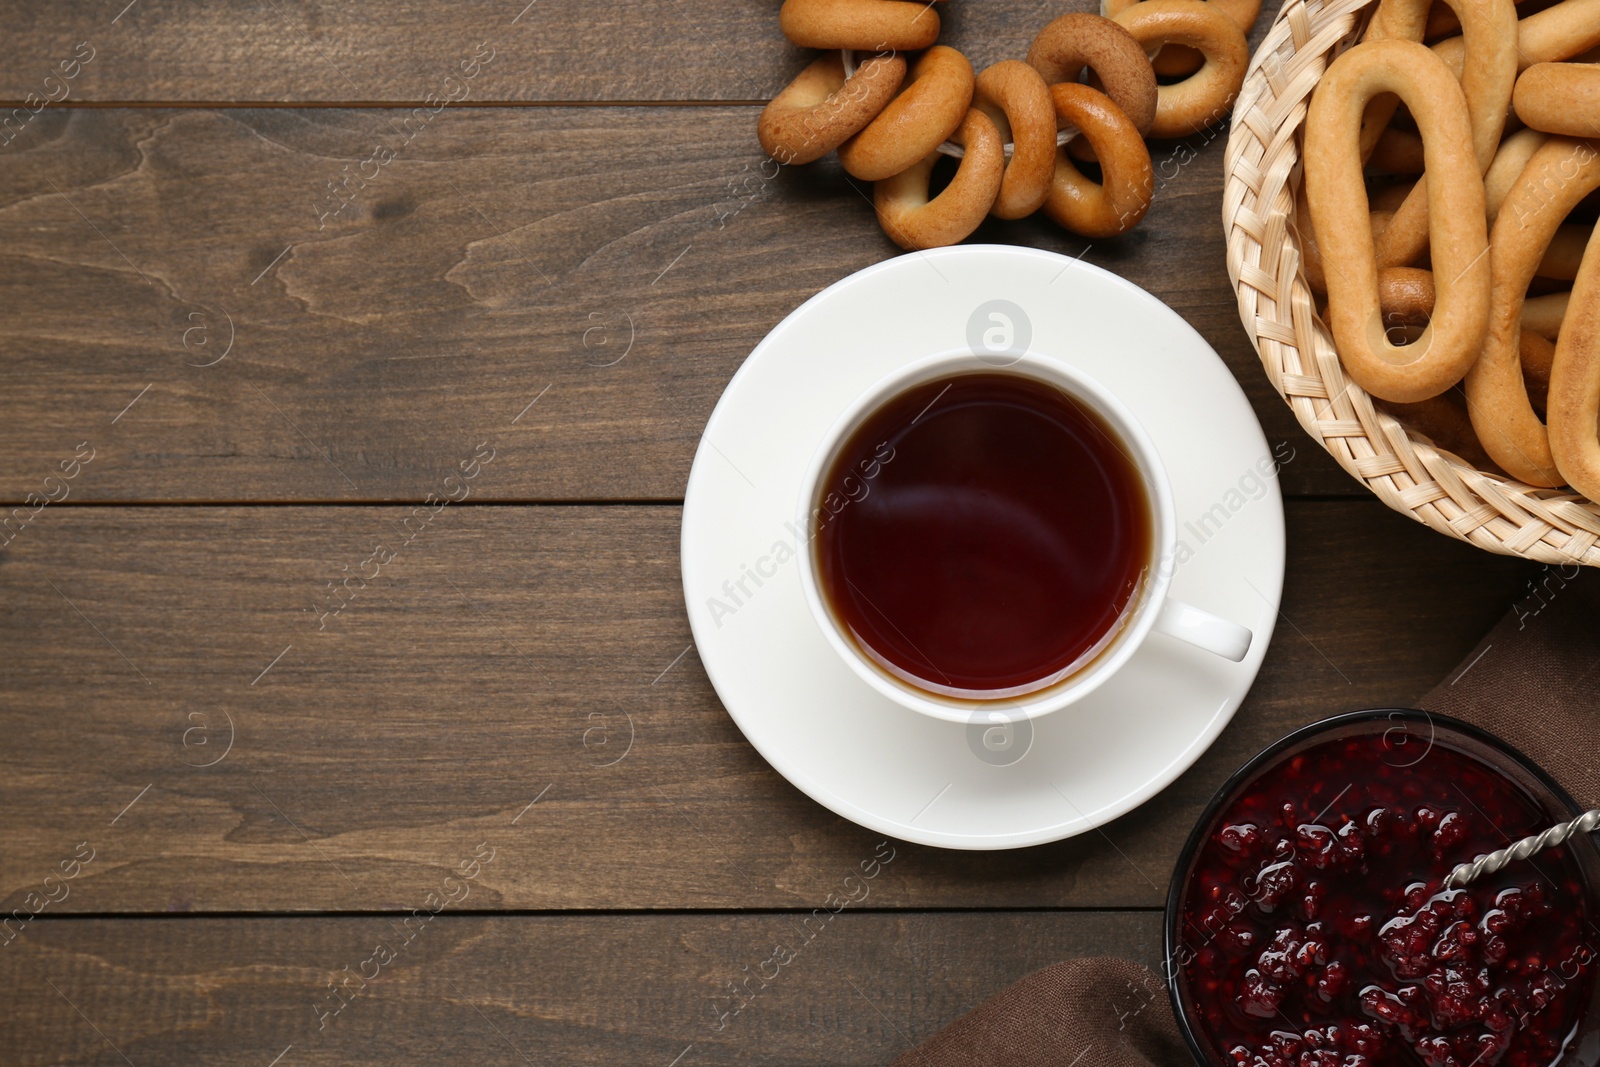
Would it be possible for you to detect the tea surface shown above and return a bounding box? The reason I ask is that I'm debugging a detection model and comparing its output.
[814,372,1151,694]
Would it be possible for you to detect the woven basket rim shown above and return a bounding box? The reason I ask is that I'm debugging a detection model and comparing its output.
[1221,0,1600,567]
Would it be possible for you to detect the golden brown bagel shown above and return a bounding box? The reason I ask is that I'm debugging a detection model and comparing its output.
[1111,0,1249,138]
[1042,82,1154,237]
[779,0,944,51]
[1466,138,1600,486]
[1365,0,1518,269]
[758,52,906,165]
[1100,0,1260,77]
[839,45,974,182]
[1305,39,1490,403]
[1026,13,1158,137]
[875,109,1004,250]
[1514,63,1600,138]
[974,60,1057,219]
[1434,0,1600,75]
[1548,180,1600,499]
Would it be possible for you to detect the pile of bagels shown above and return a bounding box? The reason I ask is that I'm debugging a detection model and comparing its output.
[758,0,1263,250]
[1296,0,1600,501]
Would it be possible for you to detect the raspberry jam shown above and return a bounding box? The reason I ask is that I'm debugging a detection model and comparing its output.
[1173,719,1598,1067]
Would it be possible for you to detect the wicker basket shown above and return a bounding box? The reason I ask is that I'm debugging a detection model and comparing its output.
[1221,0,1600,566]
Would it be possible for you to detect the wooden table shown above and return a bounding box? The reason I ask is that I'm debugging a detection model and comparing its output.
[0,3,1540,1063]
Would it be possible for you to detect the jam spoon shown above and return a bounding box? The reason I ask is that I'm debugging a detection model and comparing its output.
[1443,808,1600,889]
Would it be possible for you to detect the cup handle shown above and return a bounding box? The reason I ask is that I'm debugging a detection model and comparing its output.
[1153,598,1252,662]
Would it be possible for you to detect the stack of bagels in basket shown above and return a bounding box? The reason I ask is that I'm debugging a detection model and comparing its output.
[759,0,1263,249]
[1295,0,1600,500]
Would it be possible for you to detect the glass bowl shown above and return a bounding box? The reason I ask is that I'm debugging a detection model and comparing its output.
[1164,709,1600,1067]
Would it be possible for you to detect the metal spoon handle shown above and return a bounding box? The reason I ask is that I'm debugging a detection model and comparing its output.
[1443,809,1600,890]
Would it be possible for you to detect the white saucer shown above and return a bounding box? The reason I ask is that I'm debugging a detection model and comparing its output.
[681,245,1285,850]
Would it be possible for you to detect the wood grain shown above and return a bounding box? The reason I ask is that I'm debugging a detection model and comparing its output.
[0,0,1279,103]
[0,2,1523,1059]
[0,104,1357,503]
[0,501,1534,913]
[4,911,1164,1066]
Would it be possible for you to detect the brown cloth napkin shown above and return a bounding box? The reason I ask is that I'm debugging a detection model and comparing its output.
[893,571,1600,1067]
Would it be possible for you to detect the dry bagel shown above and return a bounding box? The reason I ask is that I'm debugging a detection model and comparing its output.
[974,60,1057,219]
[875,108,1004,249]
[759,52,907,165]
[779,0,944,51]
[1111,0,1249,139]
[1042,82,1154,237]
[839,45,974,182]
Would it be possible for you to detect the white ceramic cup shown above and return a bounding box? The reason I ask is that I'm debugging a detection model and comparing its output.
[795,350,1253,724]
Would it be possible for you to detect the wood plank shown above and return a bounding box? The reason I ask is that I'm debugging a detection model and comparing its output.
[0,104,1358,502]
[3,911,1163,1065]
[0,500,1535,913]
[0,0,790,104]
[0,0,1281,103]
